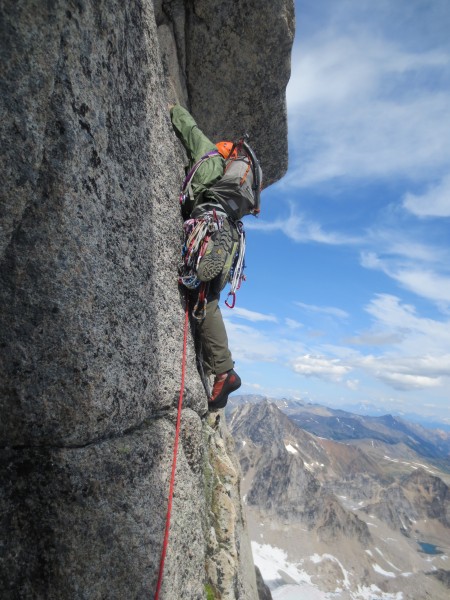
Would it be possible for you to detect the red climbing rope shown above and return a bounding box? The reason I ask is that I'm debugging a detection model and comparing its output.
[154,299,190,600]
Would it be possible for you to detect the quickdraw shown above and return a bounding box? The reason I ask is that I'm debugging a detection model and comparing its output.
[178,212,247,319]
[178,213,225,291]
[228,220,246,297]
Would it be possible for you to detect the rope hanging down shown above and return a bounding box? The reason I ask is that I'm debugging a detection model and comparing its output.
[154,299,190,600]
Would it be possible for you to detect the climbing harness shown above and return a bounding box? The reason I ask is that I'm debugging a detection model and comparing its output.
[154,298,189,600]
[177,133,259,317]
[178,211,246,319]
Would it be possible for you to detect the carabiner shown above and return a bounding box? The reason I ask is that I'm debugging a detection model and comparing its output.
[225,292,236,309]
[192,300,207,321]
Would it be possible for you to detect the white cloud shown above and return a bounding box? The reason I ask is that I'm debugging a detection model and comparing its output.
[291,354,352,382]
[403,173,450,217]
[285,318,303,329]
[225,293,450,398]
[393,269,450,305]
[286,29,450,187]
[230,306,278,323]
[363,294,450,352]
[288,32,449,109]
[343,294,450,390]
[223,320,279,363]
[287,295,450,392]
[245,204,360,245]
[244,382,263,390]
[346,379,359,390]
[223,318,306,365]
[358,354,448,391]
[366,229,444,264]
[361,252,450,306]
[295,301,349,320]
[346,331,405,346]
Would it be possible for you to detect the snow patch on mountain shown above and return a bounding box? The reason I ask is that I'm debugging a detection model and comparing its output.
[252,542,405,600]
[251,541,312,587]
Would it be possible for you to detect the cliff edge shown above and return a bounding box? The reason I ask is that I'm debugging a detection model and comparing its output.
[0,1,294,598]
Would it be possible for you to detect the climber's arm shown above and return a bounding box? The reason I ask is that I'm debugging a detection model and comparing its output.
[170,104,217,162]
[170,105,225,193]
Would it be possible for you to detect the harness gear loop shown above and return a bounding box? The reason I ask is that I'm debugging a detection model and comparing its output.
[154,298,190,600]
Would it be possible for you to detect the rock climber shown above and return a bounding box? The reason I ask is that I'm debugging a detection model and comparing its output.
[169,103,262,410]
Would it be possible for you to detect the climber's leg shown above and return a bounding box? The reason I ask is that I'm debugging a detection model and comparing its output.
[196,293,234,377]
[194,282,242,409]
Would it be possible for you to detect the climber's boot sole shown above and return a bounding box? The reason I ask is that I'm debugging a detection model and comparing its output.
[197,219,233,282]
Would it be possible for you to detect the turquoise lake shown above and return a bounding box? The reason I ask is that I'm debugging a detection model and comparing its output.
[418,541,443,555]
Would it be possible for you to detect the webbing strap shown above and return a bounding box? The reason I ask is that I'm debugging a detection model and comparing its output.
[180,150,221,202]
[154,299,189,600]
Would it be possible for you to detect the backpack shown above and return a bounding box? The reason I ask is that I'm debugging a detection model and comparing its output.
[210,137,262,220]
[180,137,262,221]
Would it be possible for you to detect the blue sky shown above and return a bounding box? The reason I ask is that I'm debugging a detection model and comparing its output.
[221,0,450,424]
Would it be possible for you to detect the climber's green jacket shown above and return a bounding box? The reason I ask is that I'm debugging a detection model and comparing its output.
[170,104,225,215]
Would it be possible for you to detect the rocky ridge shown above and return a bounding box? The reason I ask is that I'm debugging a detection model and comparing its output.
[0,1,294,598]
[229,399,450,599]
[362,468,450,533]
[230,401,372,543]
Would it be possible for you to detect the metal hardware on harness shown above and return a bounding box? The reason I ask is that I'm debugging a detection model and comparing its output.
[227,221,246,300]
[178,214,226,292]
[225,292,236,309]
[192,283,208,321]
[178,212,246,314]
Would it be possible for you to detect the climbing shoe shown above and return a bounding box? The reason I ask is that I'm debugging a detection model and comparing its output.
[197,219,233,282]
[208,369,241,410]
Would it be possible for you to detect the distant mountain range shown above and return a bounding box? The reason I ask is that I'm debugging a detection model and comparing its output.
[227,396,450,599]
[227,395,450,471]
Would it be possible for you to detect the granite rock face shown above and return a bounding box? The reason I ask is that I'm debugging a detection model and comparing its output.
[0,0,294,597]
[155,0,295,186]
[1,412,206,599]
[1,0,193,446]
[204,413,258,600]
